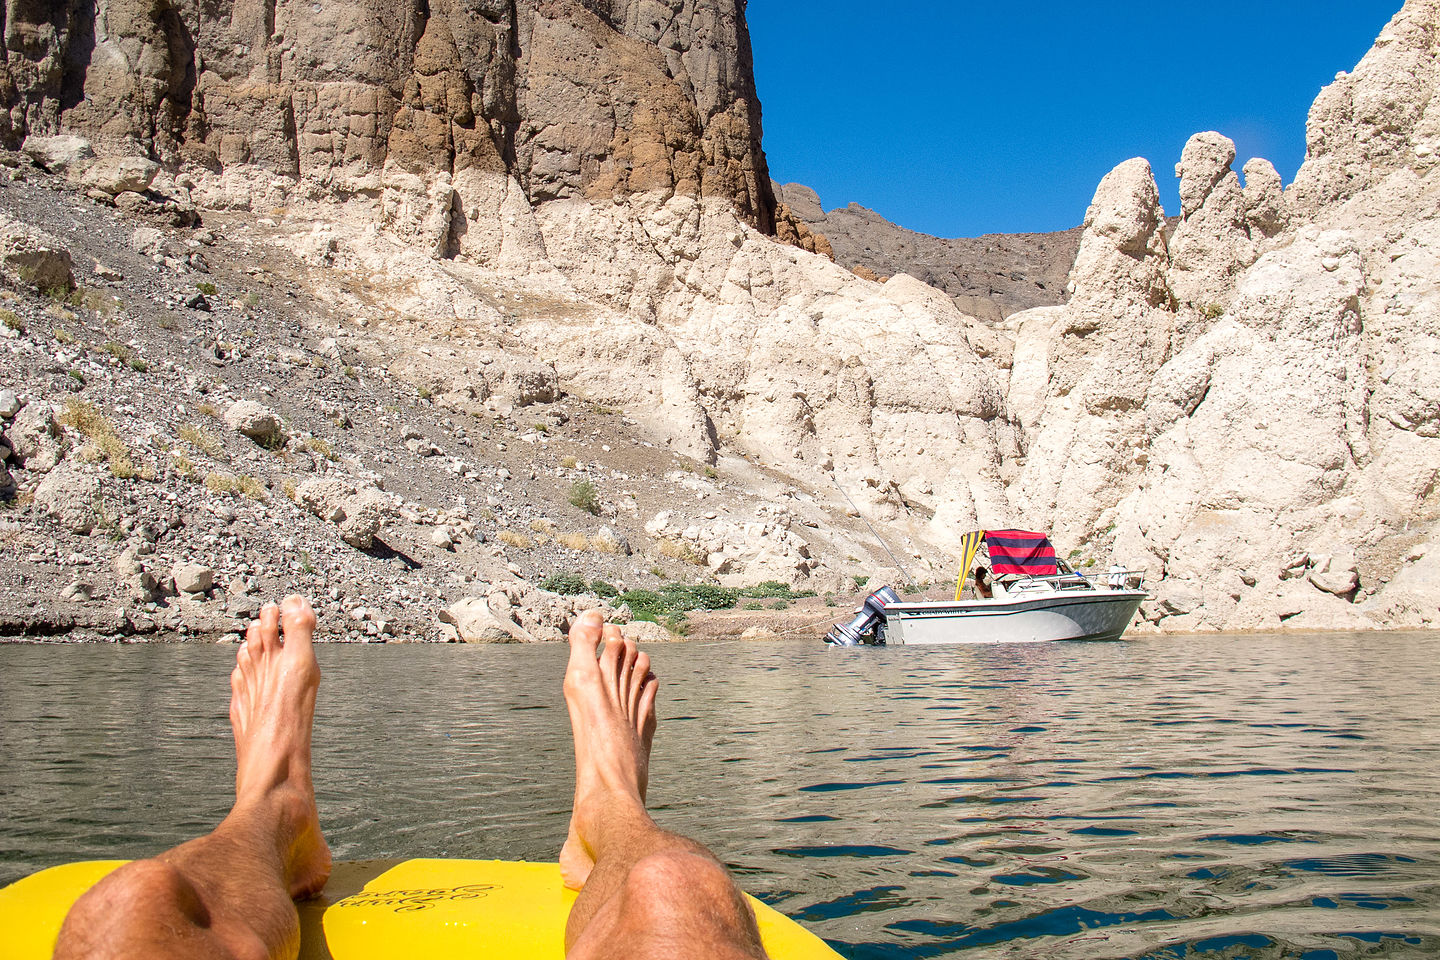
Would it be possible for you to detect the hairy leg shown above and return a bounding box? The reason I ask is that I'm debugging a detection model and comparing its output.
[54,597,331,960]
[560,611,768,960]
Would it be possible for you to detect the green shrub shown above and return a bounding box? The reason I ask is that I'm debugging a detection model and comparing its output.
[616,583,744,618]
[617,589,664,618]
[589,580,619,599]
[852,575,870,590]
[568,480,601,515]
[196,282,218,297]
[668,583,738,610]
[736,580,814,600]
[540,571,589,595]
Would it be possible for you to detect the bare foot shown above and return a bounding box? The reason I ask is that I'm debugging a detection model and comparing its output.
[559,610,657,890]
[229,595,332,898]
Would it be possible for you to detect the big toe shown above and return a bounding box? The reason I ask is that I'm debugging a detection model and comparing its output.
[281,595,317,643]
[567,610,604,677]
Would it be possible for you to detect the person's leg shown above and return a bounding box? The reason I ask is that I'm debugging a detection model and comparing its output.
[559,611,768,960]
[54,597,331,960]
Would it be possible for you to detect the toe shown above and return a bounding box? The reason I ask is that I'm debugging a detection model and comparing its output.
[229,667,245,733]
[618,637,638,693]
[628,651,651,718]
[256,603,281,655]
[597,624,623,689]
[237,632,258,681]
[565,610,605,688]
[280,595,317,652]
[639,675,658,748]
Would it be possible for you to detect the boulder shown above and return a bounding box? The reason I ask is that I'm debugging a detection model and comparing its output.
[172,562,214,595]
[33,463,103,534]
[0,214,73,292]
[224,400,283,446]
[295,477,392,550]
[337,490,389,549]
[0,390,19,419]
[82,156,160,195]
[60,580,95,601]
[594,525,631,555]
[440,597,532,643]
[9,402,67,472]
[21,134,94,173]
[621,620,680,644]
[1308,567,1358,598]
[295,477,351,524]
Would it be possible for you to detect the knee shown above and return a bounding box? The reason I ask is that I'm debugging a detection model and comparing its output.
[620,850,749,924]
[82,859,206,923]
[56,860,208,958]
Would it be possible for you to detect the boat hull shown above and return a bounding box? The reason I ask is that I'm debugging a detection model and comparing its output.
[883,590,1146,645]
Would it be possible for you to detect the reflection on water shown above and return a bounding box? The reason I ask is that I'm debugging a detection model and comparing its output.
[2,633,1438,958]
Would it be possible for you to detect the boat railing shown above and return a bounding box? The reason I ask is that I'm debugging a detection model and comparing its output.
[1006,569,1146,593]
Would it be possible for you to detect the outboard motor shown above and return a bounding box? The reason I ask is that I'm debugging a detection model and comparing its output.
[825,586,901,646]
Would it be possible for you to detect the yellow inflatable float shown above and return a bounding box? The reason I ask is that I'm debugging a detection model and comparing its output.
[0,858,841,959]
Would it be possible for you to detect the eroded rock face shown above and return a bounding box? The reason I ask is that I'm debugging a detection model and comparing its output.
[1005,0,1440,631]
[1288,0,1440,217]
[1,0,775,241]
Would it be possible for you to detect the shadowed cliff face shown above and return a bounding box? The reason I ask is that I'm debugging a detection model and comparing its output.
[0,0,775,232]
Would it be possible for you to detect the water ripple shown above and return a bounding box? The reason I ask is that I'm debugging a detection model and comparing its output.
[1,632,1438,958]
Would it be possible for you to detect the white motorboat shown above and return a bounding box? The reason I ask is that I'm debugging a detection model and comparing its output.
[825,530,1147,646]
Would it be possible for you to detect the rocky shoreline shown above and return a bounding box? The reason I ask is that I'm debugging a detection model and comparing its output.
[0,156,919,644]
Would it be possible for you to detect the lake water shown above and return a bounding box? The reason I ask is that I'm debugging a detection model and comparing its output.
[1,633,1437,958]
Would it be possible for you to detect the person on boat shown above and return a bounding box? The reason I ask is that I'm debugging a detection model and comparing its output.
[973,567,1007,599]
[52,598,768,960]
[973,566,993,599]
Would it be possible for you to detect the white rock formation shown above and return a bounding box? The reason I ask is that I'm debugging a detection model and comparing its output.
[644,508,818,586]
[1003,0,1440,631]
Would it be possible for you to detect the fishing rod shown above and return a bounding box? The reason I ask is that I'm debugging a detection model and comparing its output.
[827,472,917,591]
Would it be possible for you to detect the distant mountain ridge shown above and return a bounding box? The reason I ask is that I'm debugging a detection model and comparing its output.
[773,182,1081,321]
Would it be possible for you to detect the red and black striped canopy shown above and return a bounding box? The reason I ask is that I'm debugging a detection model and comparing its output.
[984,530,1057,576]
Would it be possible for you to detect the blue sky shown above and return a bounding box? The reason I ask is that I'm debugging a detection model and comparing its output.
[748,2,1401,238]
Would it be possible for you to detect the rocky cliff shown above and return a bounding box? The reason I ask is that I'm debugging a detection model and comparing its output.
[1,0,776,237]
[773,182,1081,322]
[1,0,1437,636]
[1005,0,1440,631]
